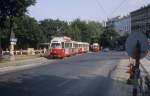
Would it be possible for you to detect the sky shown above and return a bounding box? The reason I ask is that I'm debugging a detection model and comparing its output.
[28,0,150,22]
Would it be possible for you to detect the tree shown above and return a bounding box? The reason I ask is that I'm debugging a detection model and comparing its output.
[0,0,36,49]
[117,32,130,50]
[0,16,44,49]
[14,16,43,49]
[70,25,81,41]
[100,27,119,49]
[40,19,68,41]
[87,21,104,44]
[0,19,10,49]
[39,18,105,44]
[0,0,36,25]
[70,19,104,43]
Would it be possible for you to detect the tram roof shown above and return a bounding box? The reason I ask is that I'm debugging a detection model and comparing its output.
[51,36,72,42]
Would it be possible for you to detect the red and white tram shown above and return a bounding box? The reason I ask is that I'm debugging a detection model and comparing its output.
[91,43,100,52]
[49,36,89,58]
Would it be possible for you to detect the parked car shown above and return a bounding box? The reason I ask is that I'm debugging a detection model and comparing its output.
[103,48,110,52]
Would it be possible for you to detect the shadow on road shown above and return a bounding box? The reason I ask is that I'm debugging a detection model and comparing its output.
[0,74,128,96]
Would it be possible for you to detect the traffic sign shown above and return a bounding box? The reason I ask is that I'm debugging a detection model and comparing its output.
[125,32,149,59]
[10,42,16,45]
[10,38,17,42]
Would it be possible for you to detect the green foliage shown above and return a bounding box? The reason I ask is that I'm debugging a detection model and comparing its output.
[15,16,43,48]
[87,21,104,44]
[0,0,36,49]
[40,18,104,44]
[69,19,104,43]
[117,33,130,49]
[100,27,119,49]
[0,0,105,49]
[0,0,36,26]
[0,16,44,49]
[39,19,68,41]
[0,17,105,49]
[0,19,11,49]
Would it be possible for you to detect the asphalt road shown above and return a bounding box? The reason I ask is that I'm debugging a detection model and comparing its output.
[0,52,128,96]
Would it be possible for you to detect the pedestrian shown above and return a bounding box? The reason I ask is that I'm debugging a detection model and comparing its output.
[43,48,47,54]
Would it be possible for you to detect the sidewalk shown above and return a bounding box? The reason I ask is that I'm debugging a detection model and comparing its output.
[0,55,43,67]
[1,55,38,62]
[110,59,132,96]
[0,55,54,75]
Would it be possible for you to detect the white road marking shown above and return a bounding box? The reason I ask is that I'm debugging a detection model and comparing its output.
[57,80,72,87]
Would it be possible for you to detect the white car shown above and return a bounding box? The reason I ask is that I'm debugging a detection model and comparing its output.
[103,48,110,52]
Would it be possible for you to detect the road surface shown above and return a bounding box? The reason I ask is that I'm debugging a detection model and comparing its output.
[0,52,131,96]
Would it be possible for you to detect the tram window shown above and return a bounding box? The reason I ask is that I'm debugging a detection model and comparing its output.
[65,43,70,48]
[62,42,64,48]
[73,44,75,48]
[77,44,79,48]
[75,44,77,48]
[70,43,72,48]
[51,43,61,48]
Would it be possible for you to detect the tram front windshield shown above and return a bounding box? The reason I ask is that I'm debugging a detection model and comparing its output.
[51,43,61,48]
[93,45,98,48]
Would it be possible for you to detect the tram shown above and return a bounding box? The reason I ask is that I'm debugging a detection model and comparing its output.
[49,36,89,58]
[91,43,100,52]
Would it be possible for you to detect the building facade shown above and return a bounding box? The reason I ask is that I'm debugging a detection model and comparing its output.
[106,16,120,28]
[101,21,107,27]
[106,16,131,35]
[114,15,131,35]
[131,5,150,38]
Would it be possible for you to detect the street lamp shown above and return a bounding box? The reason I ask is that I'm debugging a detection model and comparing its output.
[10,23,17,60]
[10,31,17,56]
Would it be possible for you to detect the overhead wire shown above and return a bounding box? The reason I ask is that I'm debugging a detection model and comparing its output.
[109,0,128,17]
[94,0,128,19]
[137,0,150,6]
[95,0,108,18]
[94,0,149,20]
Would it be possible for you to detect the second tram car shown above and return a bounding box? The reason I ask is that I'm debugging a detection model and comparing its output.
[91,43,100,52]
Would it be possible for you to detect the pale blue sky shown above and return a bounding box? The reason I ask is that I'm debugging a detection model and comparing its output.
[28,0,150,22]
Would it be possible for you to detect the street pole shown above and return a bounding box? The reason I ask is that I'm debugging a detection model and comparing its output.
[10,30,15,56]
[133,40,141,96]
[125,32,149,96]
[9,18,17,61]
[135,41,140,69]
